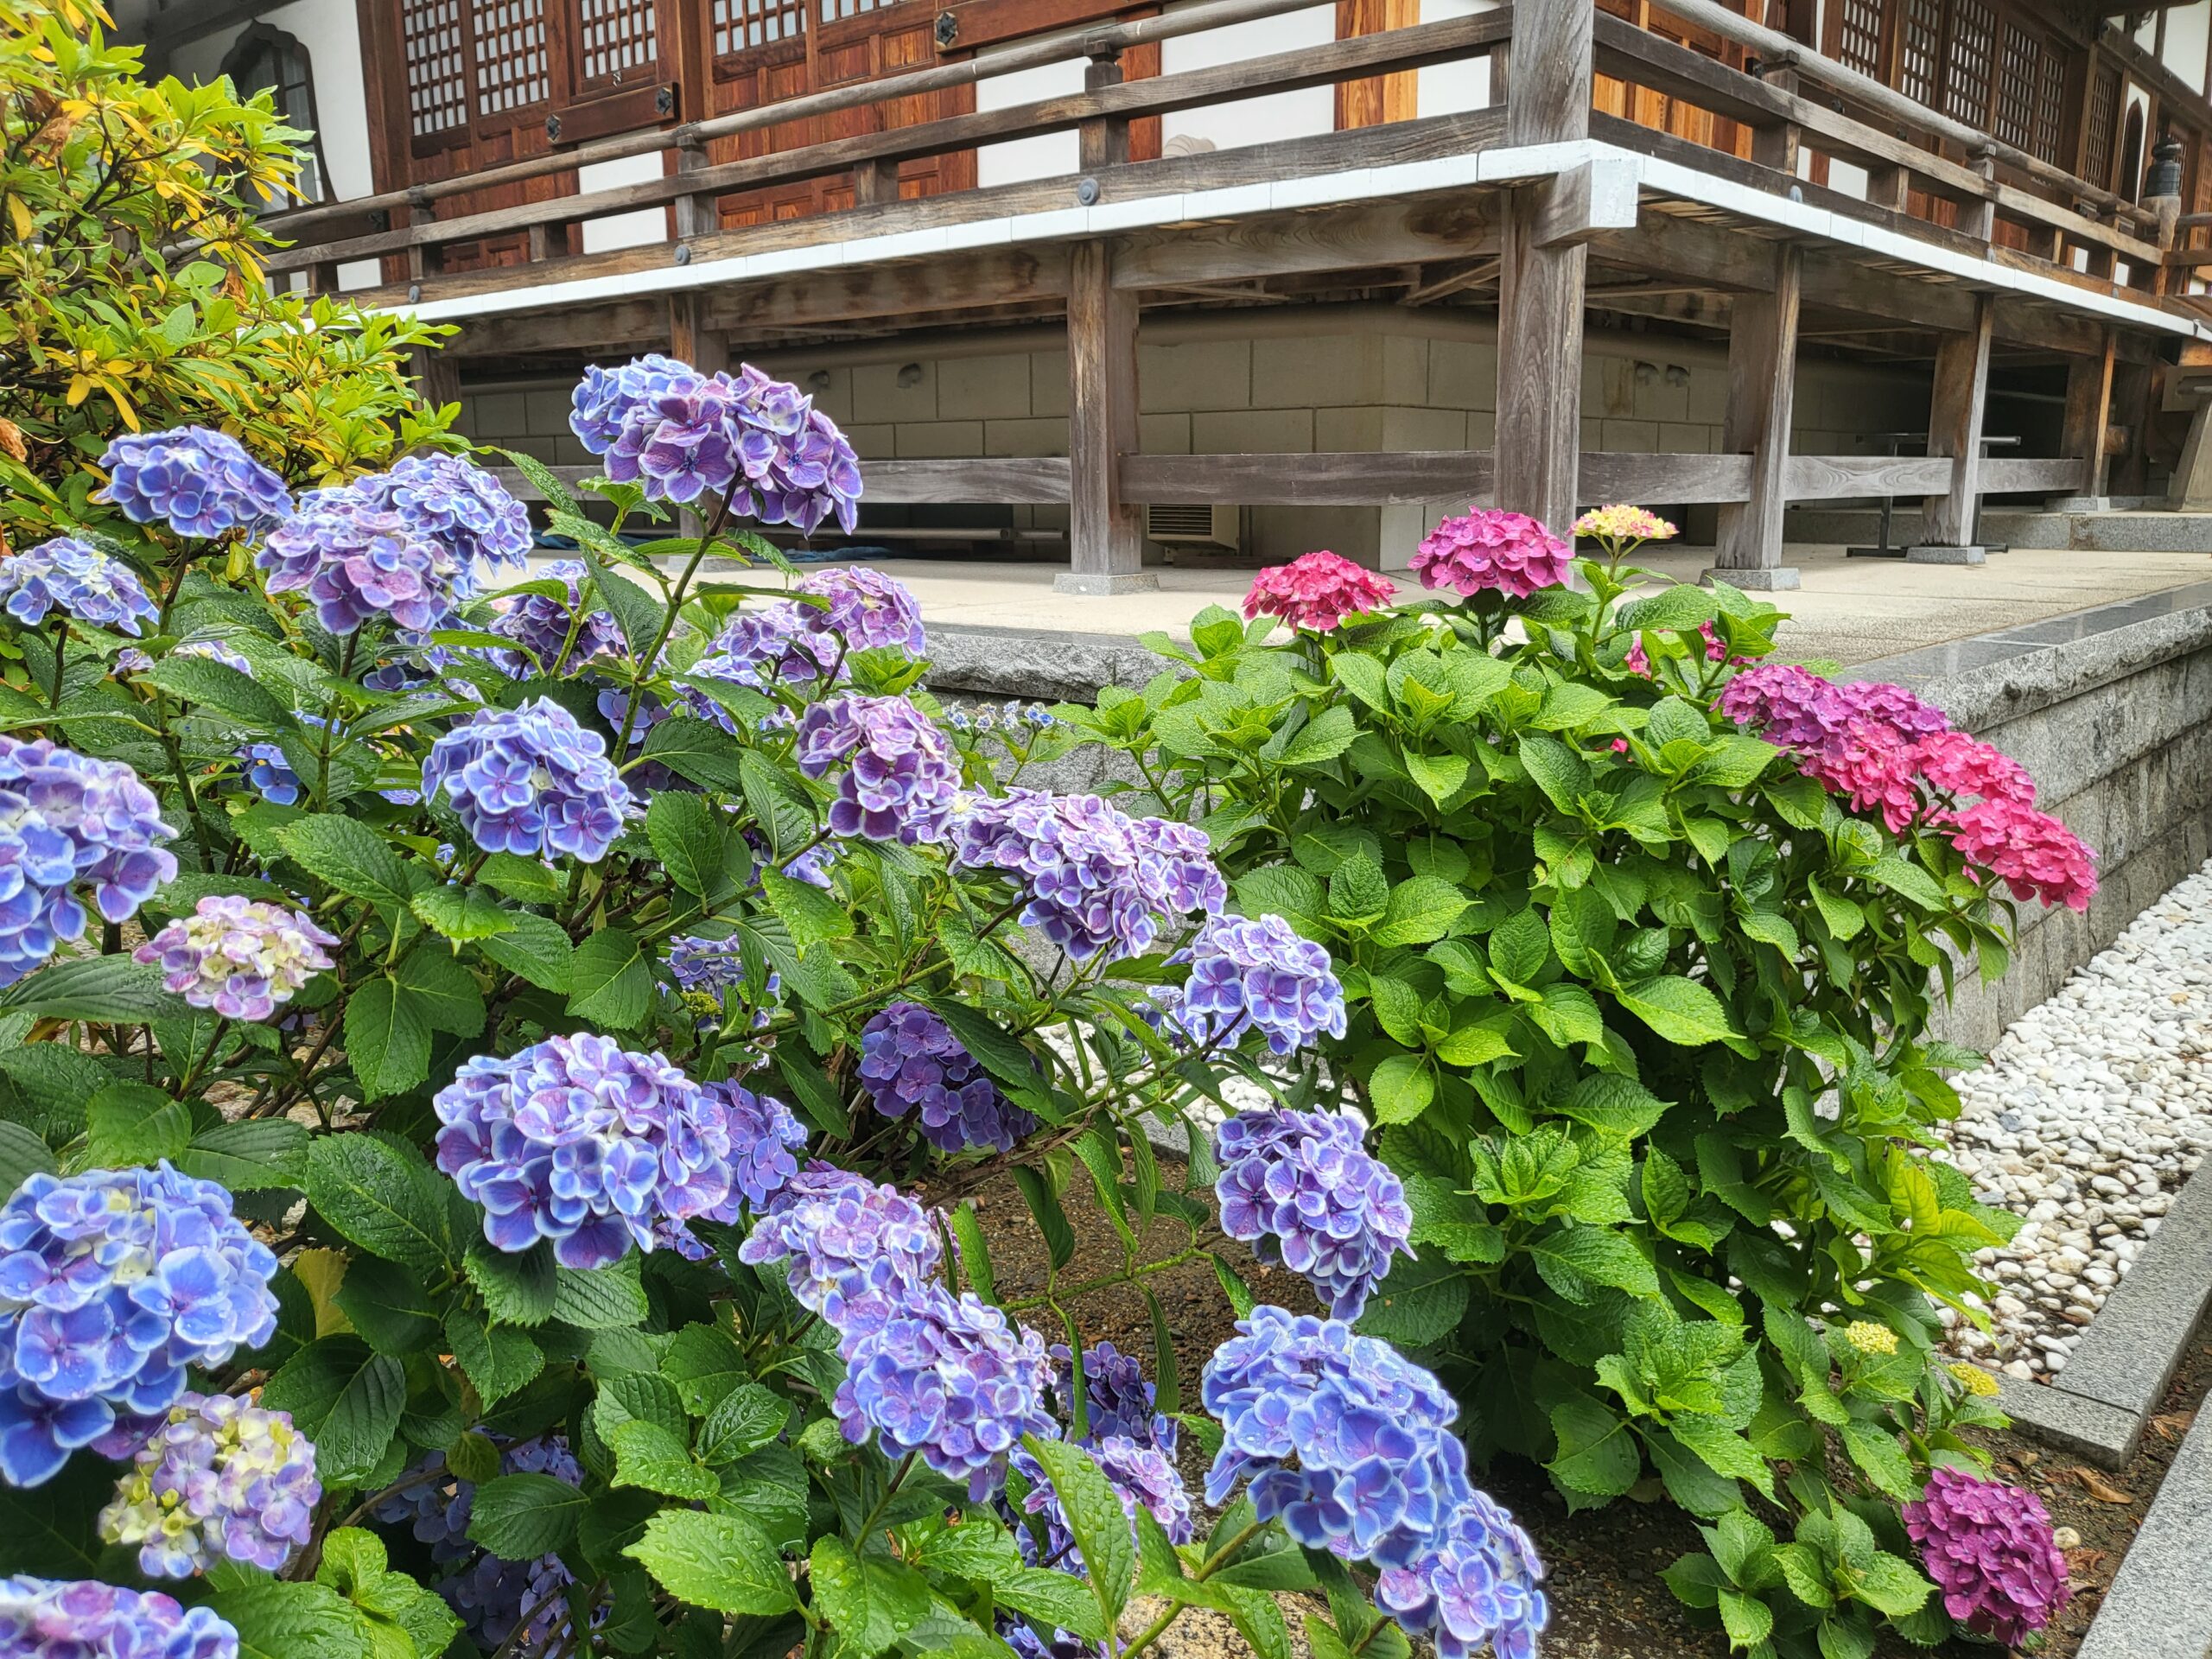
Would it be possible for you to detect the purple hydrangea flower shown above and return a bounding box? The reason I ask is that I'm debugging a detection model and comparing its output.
[701,1080,809,1214]
[692,604,842,705]
[98,1390,319,1576]
[133,896,337,1021]
[257,487,466,636]
[350,454,531,580]
[951,790,1227,963]
[834,1281,1057,1499]
[484,559,624,677]
[665,932,783,1034]
[571,357,863,532]
[738,1163,942,1341]
[0,1577,239,1659]
[0,538,158,636]
[423,698,632,862]
[799,566,925,655]
[1014,1433,1194,1574]
[1054,1340,1174,1454]
[794,694,960,845]
[1213,1108,1411,1322]
[373,1436,582,1650]
[858,1001,1035,1154]
[434,1034,754,1269]
[1159,913,1346,1057]
[96,428,292,540]
[0,736,177,987]
[0,1165,280,1488]
[1904,1465,2070,1647]
[1204,1306,1547,1659]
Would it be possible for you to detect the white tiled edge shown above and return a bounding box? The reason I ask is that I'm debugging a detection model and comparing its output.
[391,138,2212,346]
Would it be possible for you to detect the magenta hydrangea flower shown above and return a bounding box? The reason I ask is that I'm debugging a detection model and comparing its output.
[0,1165,280,1488]
[793,694,960,845]
[1409,510,1572,600]
[0,538,159,636]
[0,736,176,987]
[1914,729,2036,809]
[1243,551,1397,632]
[1213,1107,1411,1320]
[432,1035,750,1269]
[133,896,337,1021]
[423,698,632,862]
[1948,799,2100,912]
[0,1577,239,1659]
[950,789,1227,961]
[738,1163,944,1341]
[96,427,293,540]
[1160,912,1346,1057]
[1904,1466,2070,1647]
[98,1391,319,1577]
[857,1001,1035,1154]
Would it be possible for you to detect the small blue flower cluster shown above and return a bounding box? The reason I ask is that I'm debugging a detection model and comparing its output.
[98,1390,319,1577]
[947,701,1057,736]
[794,694,960,845]
[485,559,625,677]
[684,566,925,725]
[857,1001,1035,1154]
[0,735,176,987]
[97,427,293,540]
[434,1033,766,1269]
[665,932,782,1033]
[738,1162,942,1336]
[0,538,158,636]
[0,1164,280,1488]
[1160,913,1347,1057]
[1203,1306,1547,1659]
[951,789,1227,962]
[373,1436,582,1650]
[0,1577,239,1659]
[569,356,863,532]
[422,698,632,863]
[352,454,532,577]
[1213,1107,1410,1321]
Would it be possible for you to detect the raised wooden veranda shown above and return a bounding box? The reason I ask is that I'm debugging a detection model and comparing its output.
[268,0,2212,592]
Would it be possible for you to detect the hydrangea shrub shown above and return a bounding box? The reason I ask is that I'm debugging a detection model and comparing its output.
[1064,511,2088,1655]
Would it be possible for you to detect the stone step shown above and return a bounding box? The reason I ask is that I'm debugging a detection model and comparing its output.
[1783,505,2212,554]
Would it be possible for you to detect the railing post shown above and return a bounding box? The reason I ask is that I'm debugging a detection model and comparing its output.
[1910,293,1993,564]
[675,137,717,242]
[1709,242,1802,590]
[1080,45,1130,172]
[1493,0,1592,537]
[1957,144,1996,245]
[1748,60,1801,175]
[2054,327,2116,510]
[1058,240,1152,594]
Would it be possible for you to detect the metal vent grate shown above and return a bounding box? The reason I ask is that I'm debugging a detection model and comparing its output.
[1146,504,1216,540]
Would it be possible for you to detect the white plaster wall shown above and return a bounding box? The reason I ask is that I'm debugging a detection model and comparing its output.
[2164,1,2211,94]
[976,56,1084,187]
[1160,0,1336,153]
[167,0,373,200]
[1415,0,1496,118]
[580,154,670,253]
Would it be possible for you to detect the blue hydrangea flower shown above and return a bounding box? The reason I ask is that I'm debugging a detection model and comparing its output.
[171,639,253,674]
[951,790,1227,962]
[257,486,467,636]
[1159,913,1346,1057]
[0,1577,239,1659]
[423,698,632,863]
[1213,1107,1410,1321]
[373,1436,581,1650]
[738,1163,942,1342]
[433,1035,751,1270]
[0,736,177,988]
[98,1391,319,1577]
[858,1001,1035,1154]
[1014,1433,1194,1574]
[834,1281,1057,1499]
[0,539,159,636]
[1375,1490,1552,1659]
[97,428,292,540]
[350,454,531,580]
[238,743,300,806]
[794,695,959,845]
[701,1080,808,1213]
[485,559,624,677]
[0,1165,280,1488]
[1054,1340,1174,1454]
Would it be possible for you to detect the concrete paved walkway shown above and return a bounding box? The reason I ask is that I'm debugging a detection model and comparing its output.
[836,542,2210,667]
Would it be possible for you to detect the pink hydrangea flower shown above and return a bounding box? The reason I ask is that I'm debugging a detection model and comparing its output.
[1626,622,1743,680]
[1947,798,2099,912]
[1904,1467,2070,1648]
[1242,551,1398,632]
[1914,730,2036,808]
[1409,510,1572,600]
[1808,719,1924,833]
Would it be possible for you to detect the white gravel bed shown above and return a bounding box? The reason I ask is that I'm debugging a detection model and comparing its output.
[1939,859,2212,1379]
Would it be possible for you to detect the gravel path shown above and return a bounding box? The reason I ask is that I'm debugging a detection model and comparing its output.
[1941,860,2212,1379]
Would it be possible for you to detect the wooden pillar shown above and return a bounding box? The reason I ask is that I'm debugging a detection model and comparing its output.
[1492,0,1591,537]
[1058,241,1152,595]
[1709,243,1802,590]
[1912,293,1993,562]
[2056,328,2117,507]
[408,346,460,413]
[2166,393,2212,510]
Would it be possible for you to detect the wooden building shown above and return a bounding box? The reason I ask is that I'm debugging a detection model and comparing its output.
[122,0,2212,590]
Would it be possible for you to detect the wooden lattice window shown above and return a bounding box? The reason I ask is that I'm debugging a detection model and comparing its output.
[1944,0,1996,128]
[576,0,657,86]
[820,0,892,22]
[1897,0,1942,107]
[2032,48,2068,166]
[713,0,801,53]
[1834,0,1887,77]
[471,0,550,116]
[402,0,470,137]
[2085,64,2121,189]
[1993,21,2037,150]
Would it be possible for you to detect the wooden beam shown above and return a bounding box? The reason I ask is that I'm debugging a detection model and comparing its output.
[1062,243,1147,594]
[1122,452,1494,505]
[1918,294,1995,551]
[669,293,728,373]
[1979,457,2092,493]
[1712,241,1802,587]
[1533,157,1641,250]
[716,246,1073,330]
[493,458,1072,506]
[1402,257,1500,305]
[1781,455,1955,499]
[2062,328,2119,499]
[1578,452,1752,503]
[1114,196,1496,290]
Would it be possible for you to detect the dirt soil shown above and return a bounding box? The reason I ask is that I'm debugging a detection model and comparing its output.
[944,1152,2212,1659]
